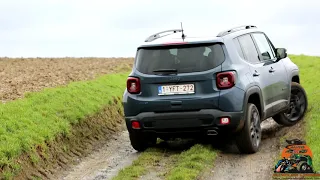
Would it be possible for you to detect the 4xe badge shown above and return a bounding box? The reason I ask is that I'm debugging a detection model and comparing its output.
[273,139,320,179]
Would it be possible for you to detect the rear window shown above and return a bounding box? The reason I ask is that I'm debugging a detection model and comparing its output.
[135,43,225,74]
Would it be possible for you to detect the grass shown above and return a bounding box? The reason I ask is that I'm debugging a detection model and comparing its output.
[112,143,217,180]
[289,55,320,173]
[0,71,130,178]
[165,144,217,180]
[112,148,165,180]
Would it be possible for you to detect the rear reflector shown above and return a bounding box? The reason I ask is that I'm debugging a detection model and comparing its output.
[220,117,230,125]
[131,121,141,129]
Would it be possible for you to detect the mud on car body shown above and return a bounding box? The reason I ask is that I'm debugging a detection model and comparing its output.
[122,25,308,153]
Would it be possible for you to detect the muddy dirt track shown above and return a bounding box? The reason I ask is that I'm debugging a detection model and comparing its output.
[0,57,133,102]
[59,118,303,180]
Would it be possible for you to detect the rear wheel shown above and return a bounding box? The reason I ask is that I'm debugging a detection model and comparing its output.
[129,132,157,152]
[236,103,261,154]
[297,161,309,172]
[273,82,308,126]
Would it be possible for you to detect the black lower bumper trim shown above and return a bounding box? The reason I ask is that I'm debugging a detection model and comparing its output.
[125,109,244,134]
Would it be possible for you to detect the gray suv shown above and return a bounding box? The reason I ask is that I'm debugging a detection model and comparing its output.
[122,25,308,154]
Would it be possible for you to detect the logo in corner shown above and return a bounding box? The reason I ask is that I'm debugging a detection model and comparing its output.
[274,139,314,174]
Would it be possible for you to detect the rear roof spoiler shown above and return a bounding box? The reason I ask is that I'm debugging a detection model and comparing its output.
[144,29,183,42]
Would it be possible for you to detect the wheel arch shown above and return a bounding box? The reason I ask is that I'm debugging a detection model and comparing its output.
[291,70,300,84]
[243,86,265,120]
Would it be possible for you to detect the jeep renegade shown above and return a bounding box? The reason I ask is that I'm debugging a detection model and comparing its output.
[122,25,308,154]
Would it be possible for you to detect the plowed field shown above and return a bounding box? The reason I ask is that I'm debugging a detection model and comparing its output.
[0,57,133,102]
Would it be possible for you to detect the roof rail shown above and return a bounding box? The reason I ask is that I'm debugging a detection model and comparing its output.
[216,25,257,37]
[144,29,182,42]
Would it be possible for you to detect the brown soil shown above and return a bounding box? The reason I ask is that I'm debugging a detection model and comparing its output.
[10,97,125,180]
[0,57,134,103]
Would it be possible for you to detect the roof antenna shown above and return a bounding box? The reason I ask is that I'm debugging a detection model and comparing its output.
[181,22,186,41]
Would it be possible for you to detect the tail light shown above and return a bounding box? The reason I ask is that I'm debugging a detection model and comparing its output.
[131,120,141,129]
[127,77,141,94]
[216,71,235,89]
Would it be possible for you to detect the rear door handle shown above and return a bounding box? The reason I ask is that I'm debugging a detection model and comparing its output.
[269,67,275,73]
[253,71,260,77]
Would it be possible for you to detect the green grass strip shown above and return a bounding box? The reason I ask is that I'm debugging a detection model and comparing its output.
[165,144,217,180]
[290,55,320,172]
[113,144,217,180]
[0,71,129,177]
[112,148,164,180]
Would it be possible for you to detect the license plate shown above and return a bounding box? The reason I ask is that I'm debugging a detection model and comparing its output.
[158,84,195,95]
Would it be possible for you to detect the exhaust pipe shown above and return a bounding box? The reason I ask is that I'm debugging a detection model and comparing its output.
[207,129,218,136]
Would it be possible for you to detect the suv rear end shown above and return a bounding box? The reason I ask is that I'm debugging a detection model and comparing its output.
[122,35,245,151]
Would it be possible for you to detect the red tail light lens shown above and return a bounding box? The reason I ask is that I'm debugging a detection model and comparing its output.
[127,77,141,94]
[131,120,141,129]
[216,71,235,89]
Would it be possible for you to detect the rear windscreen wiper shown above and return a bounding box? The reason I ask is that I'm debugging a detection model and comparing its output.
[153,69,178,74]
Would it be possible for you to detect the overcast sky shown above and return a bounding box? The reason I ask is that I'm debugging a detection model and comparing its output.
[0,0,319,57]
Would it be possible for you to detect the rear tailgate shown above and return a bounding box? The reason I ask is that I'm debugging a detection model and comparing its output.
[128,42,226,114]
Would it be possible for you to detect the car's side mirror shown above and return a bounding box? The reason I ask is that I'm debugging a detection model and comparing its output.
[276,48,287,60]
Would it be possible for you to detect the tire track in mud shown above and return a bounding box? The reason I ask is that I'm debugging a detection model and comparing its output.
[60,130,139,180]
[60,131,199,180]
[60,118,296,180]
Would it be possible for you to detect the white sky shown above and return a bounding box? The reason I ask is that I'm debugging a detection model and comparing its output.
[0,0,319,57]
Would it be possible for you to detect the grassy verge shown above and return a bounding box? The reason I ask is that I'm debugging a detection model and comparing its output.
[289,55,320,172]
[165,144,217,180]
[112,143,217,180]
[0,71,130,179]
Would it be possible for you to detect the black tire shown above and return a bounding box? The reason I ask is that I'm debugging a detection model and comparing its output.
[297,161,309,172]
[273,82,308,126]
[129,132,157,152]
[236,103,262,154]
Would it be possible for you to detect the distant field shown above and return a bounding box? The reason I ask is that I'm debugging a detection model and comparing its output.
[0,57,134,102]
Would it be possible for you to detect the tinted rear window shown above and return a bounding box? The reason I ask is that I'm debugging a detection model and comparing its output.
[135,43,225,74]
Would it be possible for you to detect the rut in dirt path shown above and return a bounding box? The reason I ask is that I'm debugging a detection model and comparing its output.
[201,118,286,180]
[61,130,139,180]
[59,119,290,180]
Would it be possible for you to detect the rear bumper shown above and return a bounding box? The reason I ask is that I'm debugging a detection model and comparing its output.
[125,109,245,136]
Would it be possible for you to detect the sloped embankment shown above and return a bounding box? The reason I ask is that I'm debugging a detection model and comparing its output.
[0,71,130,179]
